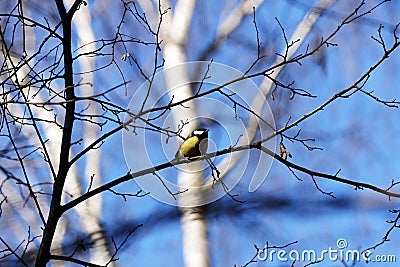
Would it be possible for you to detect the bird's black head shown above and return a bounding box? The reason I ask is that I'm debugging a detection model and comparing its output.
[191,128,209,138]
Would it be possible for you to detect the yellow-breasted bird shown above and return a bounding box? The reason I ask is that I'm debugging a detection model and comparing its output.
[175,128,220,178]
[175,128,209,159]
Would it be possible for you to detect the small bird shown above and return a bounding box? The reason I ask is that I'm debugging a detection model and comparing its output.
[175,128,209,159]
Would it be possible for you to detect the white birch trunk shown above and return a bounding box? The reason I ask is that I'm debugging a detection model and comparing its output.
[160,0,209,266]
[1,16,68,266]
[206,0,337,192]
[65,1,114,265]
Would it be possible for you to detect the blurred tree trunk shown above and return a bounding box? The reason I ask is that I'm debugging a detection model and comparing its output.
[160,0,210,266]
[64,0,115,265]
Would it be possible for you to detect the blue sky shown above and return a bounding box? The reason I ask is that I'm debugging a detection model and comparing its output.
[91,1,400,266]
[2,0,400,266]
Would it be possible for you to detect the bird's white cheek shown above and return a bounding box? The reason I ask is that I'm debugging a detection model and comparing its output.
[194,130,206,135]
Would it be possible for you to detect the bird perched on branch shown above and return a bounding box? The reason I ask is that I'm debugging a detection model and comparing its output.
[175,128,220,179]
[175,128,209,159]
